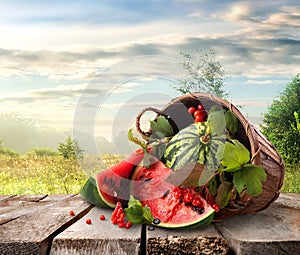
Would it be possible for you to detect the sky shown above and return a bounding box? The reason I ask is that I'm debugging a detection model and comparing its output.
[0,0,299,150]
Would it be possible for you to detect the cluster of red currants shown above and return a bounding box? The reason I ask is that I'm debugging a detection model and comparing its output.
[172,187,220,213]
[173,187,204,208]
[111,202,132,229]
[188,103,208,123]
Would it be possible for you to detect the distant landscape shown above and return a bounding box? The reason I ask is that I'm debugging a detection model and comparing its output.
[0,113,126,155]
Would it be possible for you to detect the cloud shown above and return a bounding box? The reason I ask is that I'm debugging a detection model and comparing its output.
[244,79,289,85]
[231,98,271,107]
[0,83,103,103]
[0,0,299,83]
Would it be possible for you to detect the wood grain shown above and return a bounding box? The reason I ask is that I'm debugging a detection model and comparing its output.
[0,195,93,255]
[50,206,142,255]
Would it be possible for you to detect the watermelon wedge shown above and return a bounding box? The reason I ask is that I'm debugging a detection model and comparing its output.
[80,149,145,208]
[131,157,215,229]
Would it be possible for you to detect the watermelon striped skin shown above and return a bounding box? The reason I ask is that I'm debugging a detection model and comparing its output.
[164,122,225,171]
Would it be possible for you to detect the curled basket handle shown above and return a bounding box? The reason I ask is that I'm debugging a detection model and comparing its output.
[135,107,166,138]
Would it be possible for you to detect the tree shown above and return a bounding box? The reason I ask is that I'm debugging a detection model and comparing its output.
[173,49,228,98]
[261,74,300,166]
[58,136,84,160]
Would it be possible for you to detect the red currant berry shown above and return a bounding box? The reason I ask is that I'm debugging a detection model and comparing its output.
[173,188,182,199]
[188,106,196,115]
[198,104,204,111]
[183,193,194,203]
[194,115,202,123]
[193,110,202,117]
[118,222,125,228]
[125,222,132,229]
[100,215,105,221]
[212,204,220,213]
[69,210,75,216]
[86,218,92,225]
[116,208,123,217]
[192,197,202,207]
[196,113,207,122]
[182,188,191,195]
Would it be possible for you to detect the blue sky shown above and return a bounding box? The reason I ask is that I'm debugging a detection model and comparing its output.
[0,0,299,141]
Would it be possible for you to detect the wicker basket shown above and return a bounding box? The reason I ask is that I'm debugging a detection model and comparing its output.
[136,92,285,220]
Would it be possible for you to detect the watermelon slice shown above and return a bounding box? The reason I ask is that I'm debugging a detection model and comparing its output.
[131,157,215,229]
[80,149,145,208]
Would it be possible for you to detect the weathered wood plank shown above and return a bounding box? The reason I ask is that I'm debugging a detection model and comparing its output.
[0,195,50,224]
[41,194,75,202]
[0,194,47,208]
[0,195,16,202]
[0,195,74,225]
[0,195,93,255]
[50,206,141,255]
[146,224,230,254]
[215,193,300,255]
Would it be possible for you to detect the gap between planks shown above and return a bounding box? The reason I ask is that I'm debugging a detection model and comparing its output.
[0,194,94,255]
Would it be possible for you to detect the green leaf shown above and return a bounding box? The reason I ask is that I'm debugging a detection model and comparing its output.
[215,181,233,209]
[225,111,239,135]
[233,164,267,195]
[150,116,174,138]
[220,140,250,172]
[127,195,143,207]
[124,196,154,224]
[143,205,154,223]
[124,205,144,224]
[207,109,226,136]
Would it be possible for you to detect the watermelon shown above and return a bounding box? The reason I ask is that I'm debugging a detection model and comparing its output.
[164,122,225,172]
[131,157,215,229]
[80,149,145,208]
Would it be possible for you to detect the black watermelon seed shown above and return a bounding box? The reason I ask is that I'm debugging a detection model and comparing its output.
[199,208,205,214]
[162,190,170,198]
[153,218,161,225]
[148,226,155,231]
[144,178,152,182]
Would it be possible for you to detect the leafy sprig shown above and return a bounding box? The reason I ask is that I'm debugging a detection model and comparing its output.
[124,196,154,224]
[218,139,267,195]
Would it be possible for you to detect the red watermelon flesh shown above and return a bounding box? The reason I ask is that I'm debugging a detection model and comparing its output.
[96,149,145,208]
[131,158,215,229]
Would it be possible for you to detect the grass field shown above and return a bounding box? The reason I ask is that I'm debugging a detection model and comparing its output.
[0,153,299,195]
[0,153,123,195]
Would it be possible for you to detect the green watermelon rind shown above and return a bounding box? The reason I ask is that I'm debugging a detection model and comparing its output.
[151,207,215,230]
[80,176,111,208]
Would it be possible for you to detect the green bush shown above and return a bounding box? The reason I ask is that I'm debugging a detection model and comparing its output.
[0,147,19,157]
[261,74,300,166]
[58,136,84,160]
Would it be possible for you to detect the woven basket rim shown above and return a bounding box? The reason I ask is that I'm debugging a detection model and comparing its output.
[161,92,284,167]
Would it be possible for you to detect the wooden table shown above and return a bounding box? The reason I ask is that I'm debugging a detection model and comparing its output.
[0,193,299,255]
